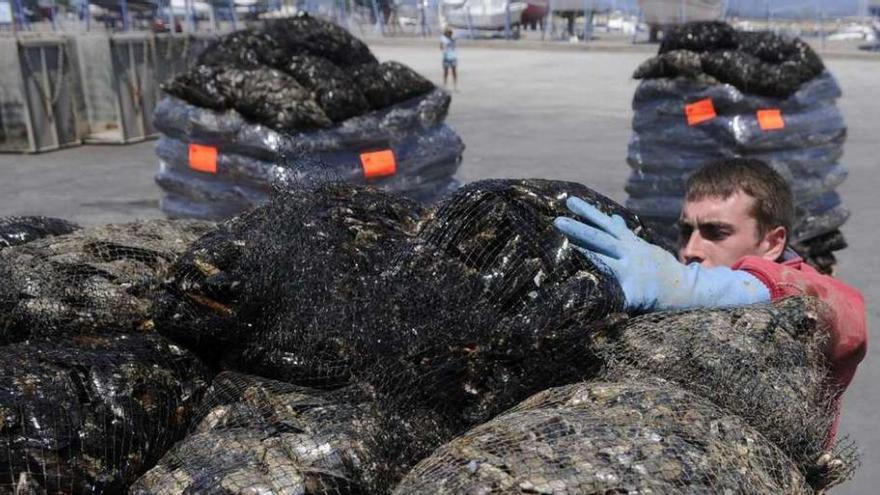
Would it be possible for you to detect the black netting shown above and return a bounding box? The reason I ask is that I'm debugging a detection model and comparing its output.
[698,49,819,99]
[156,179,632,392]
[226,66,332,131]
[632,49,709,81]
[153,182,425,363]
[0,333,211,493]
[0,180,862,493]
[164,13,426,132]
[350,179,638,427]
[164,65,332,131]
[151,179,645,491]
[394,377,812,494]
[659,20,738,53]
[352,62,437,111]
[590,297,855,491]
[0,216,79,249]
[161,64,231,110]
[0,219,213,344]
[283,55,371,123]
[416,179,661,316]
[196,29,278,69]
[737,30,825,68]
[641,21,824,98]
[131,371,376,494]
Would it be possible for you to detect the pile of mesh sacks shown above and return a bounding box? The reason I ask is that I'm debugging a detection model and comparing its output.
[626,21,849,274]
[0,183,857,493]
[0,216,215,492]
[154,13,463,220]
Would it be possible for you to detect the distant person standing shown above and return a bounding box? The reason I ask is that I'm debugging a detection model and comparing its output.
[441,27,458,90]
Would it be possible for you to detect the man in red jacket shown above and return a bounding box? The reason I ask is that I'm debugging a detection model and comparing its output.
[555,158,866,438]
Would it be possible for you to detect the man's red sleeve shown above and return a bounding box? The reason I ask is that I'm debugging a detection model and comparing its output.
[733,256,867,442]
[732,256,867,393]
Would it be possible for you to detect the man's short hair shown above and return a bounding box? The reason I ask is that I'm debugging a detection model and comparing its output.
[685,158,794,237]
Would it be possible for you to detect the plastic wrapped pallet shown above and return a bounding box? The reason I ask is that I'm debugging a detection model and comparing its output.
[626,22,850,274]
[152,109,463,220]
[153,92,463,220]
[153,14,465,220]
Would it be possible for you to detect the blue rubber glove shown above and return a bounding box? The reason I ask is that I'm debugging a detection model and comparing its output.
[553,197,770,312]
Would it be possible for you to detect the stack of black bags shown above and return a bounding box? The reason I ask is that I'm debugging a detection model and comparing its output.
[626,21,849,273]
[0,179,859,493]
[139,179,853,494]
[0,216,214,493]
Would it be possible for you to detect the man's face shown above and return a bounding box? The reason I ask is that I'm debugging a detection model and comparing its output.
[678,191,771,268]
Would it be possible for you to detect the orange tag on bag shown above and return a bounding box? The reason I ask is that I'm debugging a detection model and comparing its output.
[757,108,785,131]
[360,149,397,179]
[684,98,716,126]
[189,144,218,174]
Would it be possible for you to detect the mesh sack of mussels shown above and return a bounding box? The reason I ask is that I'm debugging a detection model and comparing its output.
[394,377,815,494]
[0,218,217,493]
[154,12,463,219]
[0,333,211,493]
[148,178,663,492]
[590,297,857,491]
[0,219,213,343]
[143,179,855,493]
[391,299,857,494]
[131,371,379,494]
[626,20,849,274]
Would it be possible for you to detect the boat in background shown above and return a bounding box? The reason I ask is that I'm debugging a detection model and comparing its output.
[637,0,724,25]
[442,0,468,9]
[444,0,528,30]
[638,0,723,40]
[521,0,548,26]
[547,0,592,13]
[827,24,877,42]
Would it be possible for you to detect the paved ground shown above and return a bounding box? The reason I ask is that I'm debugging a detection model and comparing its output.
[0,43,878,492]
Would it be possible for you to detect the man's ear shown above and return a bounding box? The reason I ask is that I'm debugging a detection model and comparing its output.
[759,225,787,261]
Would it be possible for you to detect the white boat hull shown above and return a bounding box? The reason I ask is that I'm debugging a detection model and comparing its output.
[638,0,724,25]
[548,0,593,13]
[445,0,528,29]
[442,0,468,9]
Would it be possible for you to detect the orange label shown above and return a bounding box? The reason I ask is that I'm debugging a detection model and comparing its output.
[189,144,218,174]
[360,149,397,179]
[684,98,716,126]
[757,108,785,131]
